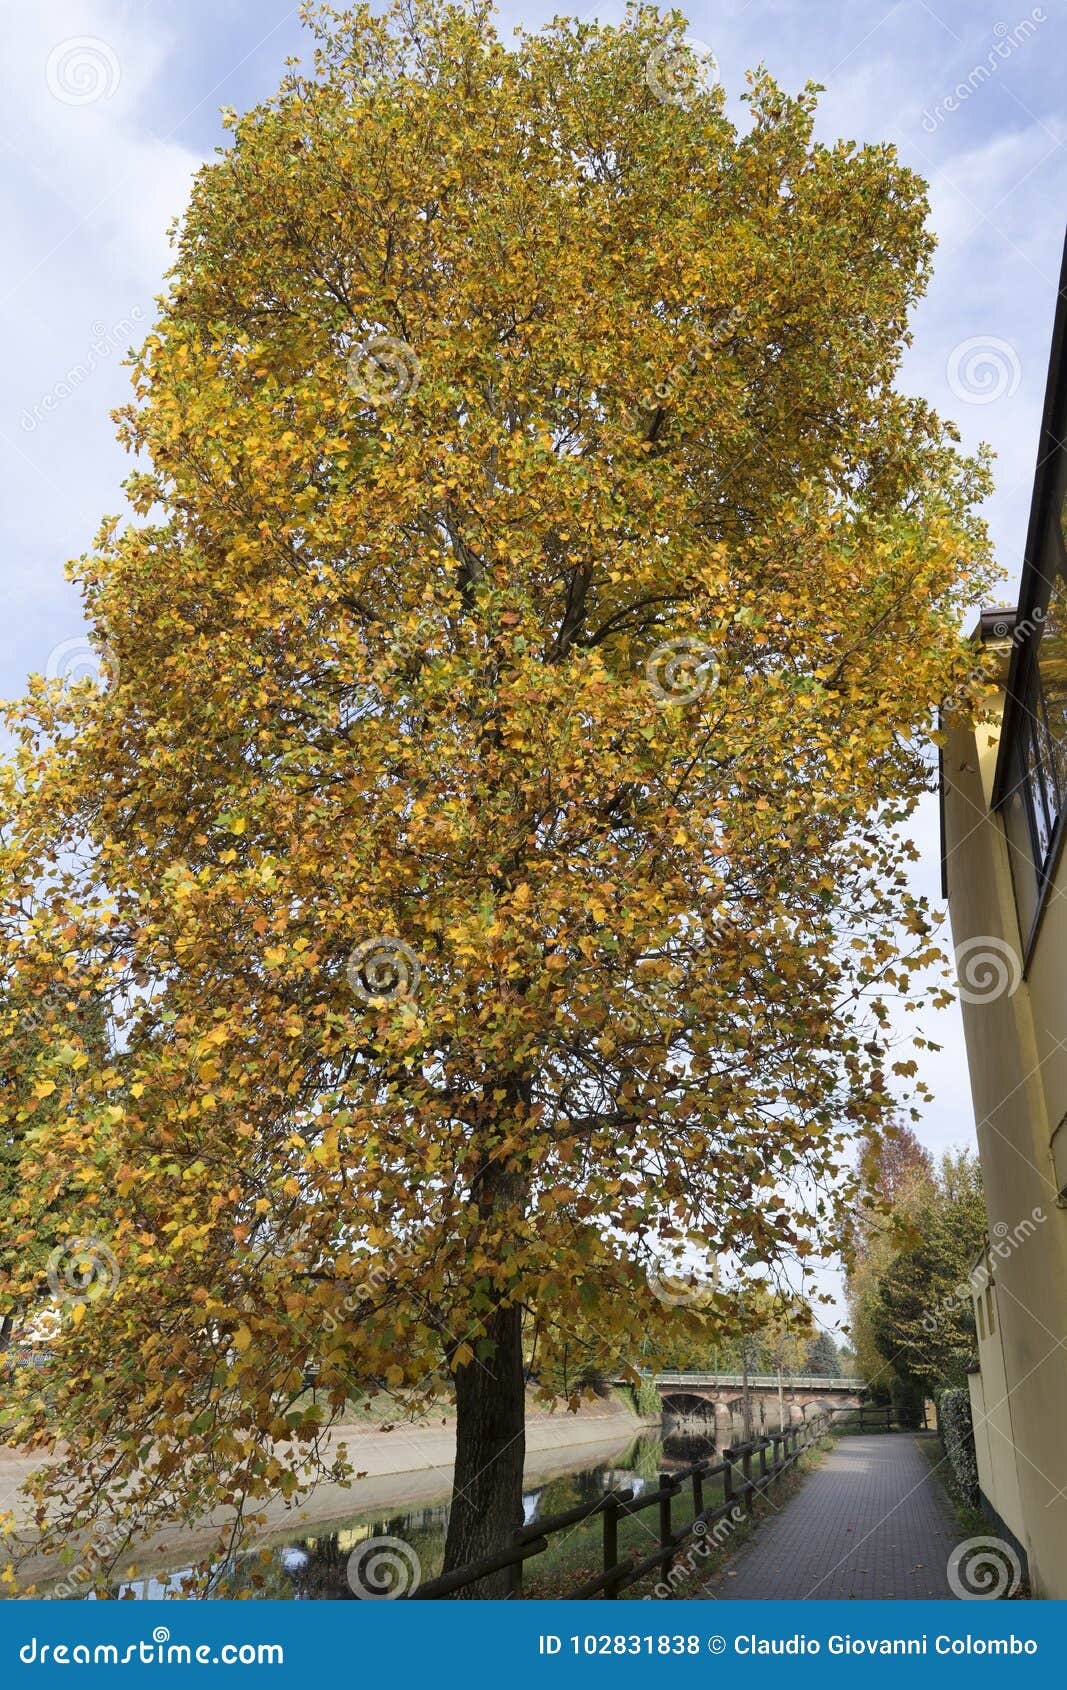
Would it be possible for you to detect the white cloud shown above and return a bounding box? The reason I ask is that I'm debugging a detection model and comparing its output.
[0,1,201,679]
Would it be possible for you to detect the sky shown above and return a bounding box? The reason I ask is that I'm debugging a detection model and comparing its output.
[2,0,1066,1330]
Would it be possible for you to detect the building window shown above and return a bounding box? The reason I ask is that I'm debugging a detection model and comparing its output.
[1000,475,1067,945]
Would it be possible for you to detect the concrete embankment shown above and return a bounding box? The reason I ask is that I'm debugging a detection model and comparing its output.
[8,1397,654,1587]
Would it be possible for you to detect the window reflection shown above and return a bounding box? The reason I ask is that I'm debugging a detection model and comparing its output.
[1040,571,1067,801]
[999,467,1067,946]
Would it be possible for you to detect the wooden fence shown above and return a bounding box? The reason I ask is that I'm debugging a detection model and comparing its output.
[828,1403,908,1432]
[410,1412,832,1600]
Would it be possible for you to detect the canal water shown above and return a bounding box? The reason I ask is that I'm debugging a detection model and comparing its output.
[96,1411,794,1600]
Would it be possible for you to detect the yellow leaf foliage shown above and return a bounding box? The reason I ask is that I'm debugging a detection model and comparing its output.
[0,0,992,1586]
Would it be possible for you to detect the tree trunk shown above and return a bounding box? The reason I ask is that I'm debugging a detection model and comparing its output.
[441,1294,526,1597]
[441,1151,529,1598]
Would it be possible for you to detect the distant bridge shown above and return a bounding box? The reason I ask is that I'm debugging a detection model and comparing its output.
[620,1371,868,1424]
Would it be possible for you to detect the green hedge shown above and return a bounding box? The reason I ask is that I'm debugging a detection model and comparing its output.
[635,1376,663,1418]
[939,1386,980,1509]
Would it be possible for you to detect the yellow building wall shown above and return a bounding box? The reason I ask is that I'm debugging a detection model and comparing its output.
[966,1249,1026,1551]
[943,696,1067,1600]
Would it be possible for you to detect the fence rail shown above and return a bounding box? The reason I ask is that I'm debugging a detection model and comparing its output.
[828,1403,909,1432]
[410,1413,832,1601]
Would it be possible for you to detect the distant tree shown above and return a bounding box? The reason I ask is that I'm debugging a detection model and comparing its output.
[871,1151,986,1395]
[804,1330,843,1377]
[846,1124,935,1386]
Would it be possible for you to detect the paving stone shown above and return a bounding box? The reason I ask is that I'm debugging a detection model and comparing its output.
[699,1434,963,1600]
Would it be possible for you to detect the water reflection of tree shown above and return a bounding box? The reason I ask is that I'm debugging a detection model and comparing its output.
[211,1510,451,1600]
[131,1441,739,1600]
[660,1429,718,1468]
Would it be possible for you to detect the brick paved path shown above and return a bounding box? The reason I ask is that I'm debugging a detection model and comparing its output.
[700,1434,963,1600]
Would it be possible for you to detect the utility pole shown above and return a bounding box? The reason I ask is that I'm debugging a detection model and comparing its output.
[741,1335,753,1442]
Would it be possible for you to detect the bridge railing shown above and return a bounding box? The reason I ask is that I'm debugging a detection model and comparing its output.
[409,1413,832,1600]
[648,1372,867,1392]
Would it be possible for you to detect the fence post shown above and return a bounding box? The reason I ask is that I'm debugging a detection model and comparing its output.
[692,1466,704,1525]
[505,1530,523,1598]
[659,1473,674,1579]
[757,1440,768,1485]
[741,1448,754,1514]
[603,1496,620,1600]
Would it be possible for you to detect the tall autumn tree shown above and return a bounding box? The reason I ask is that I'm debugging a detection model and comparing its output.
[846,1123,935,1388]
[1,3,991,1594]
